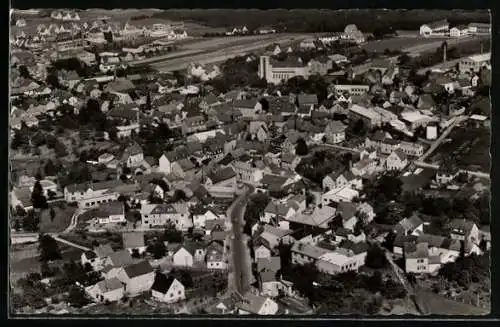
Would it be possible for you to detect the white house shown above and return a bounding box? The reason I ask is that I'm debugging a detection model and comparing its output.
[236,293,279,315]
[64,180,121,208]
[385,150,408,171]
[94,201,126,225]
[85,278,125,303]
[316,243,368,275]
[419,20,449,37]
[192,208,219,228]
[450,25,469,37]
[324,121,347,144]
[151,274,186,304]
[122,232,147,255]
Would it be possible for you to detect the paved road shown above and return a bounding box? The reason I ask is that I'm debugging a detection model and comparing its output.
[226,186,254,295]
[50,234,91,252]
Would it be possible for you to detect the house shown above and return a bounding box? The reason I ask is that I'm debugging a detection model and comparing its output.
[64,180,124,208]
[85,278,125,303]
[158,149,189,176]
[316,242,369,275]
[450,25,469,37]
[262,201,296,225]
[254,244,273,260]
[419,20,449,37]
[151,273,186,303]
[102,250,135,279]
[280,153,301,171]
[205,166,237,189]
[448,219,480,246]
[235,293,279,315]
[116,261,155,295]
[232,160,264,184]
[205,241,227,270]
[192,206,220,228]
[458,53,491,74]
[321,186,360,205]
[385,149,408,171]
[335,202,359,231]
[172,242,206,267]
[121,144,144,168]
[468,22,491,36]
[404,242,441,274]
[291,242,331,265]
[394,214,424,236]
[349,104,382,129]
[141,203,191,231]
[81,244,115,271]
[435,163,460,185]
[122,232,146,255]
[324,121,347,144]
[233,98,263,117]
[322,170,362,191]
[94,201,126,225]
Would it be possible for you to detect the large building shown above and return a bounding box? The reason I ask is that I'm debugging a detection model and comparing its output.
[419,20,449,37]
[468,22,491,36]
[258,56,310,85]
[458,53,491,73]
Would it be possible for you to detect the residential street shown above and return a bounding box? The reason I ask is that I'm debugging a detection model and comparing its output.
[226,186,254,295]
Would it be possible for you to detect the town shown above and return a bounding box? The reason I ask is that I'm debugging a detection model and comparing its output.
[9,8,491,316]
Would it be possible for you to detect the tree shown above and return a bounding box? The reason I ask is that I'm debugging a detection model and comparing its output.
[171,189,187,202]
[31,180,48,210]
[41,261,56,278]
[38,234,62,262]
[49,207,56,222]
[131,248,141,258]
[365,245,388,269]
[19,65,31,79]
[44,159,58,176]
[13,219,22,232]
[23,210,40,232]
[54,140,68,157]
[162,223,183,243]
[295,138,309,156]
[147,240,167,259]
[67,285,91,308]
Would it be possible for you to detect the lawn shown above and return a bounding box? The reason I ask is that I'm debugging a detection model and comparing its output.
[361,37,448,53]
[425,125,490,173]
[39,205,77,234]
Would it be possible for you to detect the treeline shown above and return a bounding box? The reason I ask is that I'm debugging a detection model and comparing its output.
[152,9,489,34]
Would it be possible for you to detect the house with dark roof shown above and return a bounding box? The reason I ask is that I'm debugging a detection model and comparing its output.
[448,219,480,248]
[85,277,124,303]
[151,273,186,303]
[102,249,135,279]
[205,166,237,189]
[116,260,155,295]
[404,242,441,274]
[394,214,425,236]
[316,241,369,275]
[205,241,226,270]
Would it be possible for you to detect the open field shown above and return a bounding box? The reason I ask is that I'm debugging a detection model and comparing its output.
[39,205,77,234]
[415,290,489,315]
[150,33,308,72]
[425,125,490,173]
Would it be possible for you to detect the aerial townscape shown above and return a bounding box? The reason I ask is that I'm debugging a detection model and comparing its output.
[9,8,491,316]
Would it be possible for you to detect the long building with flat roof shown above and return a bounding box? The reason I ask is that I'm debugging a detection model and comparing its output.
[459,52,491,73]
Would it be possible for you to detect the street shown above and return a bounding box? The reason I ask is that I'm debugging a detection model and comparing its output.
[226,186,254,295]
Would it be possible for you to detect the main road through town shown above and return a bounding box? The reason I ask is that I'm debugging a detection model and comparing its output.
[226,185,255,295]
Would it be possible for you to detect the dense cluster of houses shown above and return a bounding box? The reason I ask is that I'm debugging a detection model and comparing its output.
[10,12,491,314]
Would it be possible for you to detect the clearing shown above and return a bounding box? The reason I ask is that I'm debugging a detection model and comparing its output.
[39,204,77,234]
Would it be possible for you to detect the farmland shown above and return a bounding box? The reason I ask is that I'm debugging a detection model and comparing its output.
[39,204,77,234]
[425,125,490,173]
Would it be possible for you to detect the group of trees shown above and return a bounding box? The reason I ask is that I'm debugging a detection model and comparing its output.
[438,253,490,289]
[282,263,405,314]
[243,193,271,235]
[295,150,349,185]
[207,55,266,93]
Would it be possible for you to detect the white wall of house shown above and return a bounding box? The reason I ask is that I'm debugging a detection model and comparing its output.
[152,279,186,303]
[173,248,194,267]
[255,245,272,259]
[405,257,429,274]
[117,270,155,295]
[86,285,124,303]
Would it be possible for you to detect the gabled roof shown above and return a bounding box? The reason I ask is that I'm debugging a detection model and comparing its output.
[236,293,274,314]
[233,98,259,109]
[297,93,319,106]
[256,256,281,273]
[107,249,134,267]
[404,242,429,259]
[449,219,476,235]
[395,214,424,234]
[336,202,357,221]
[123,260,154,278]
[95,277,124,293]
[94,244,114,258]
[151,273,177,294]
[122,231,145,248]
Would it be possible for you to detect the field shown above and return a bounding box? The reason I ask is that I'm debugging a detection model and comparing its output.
[425,125,490,173]
[39,204,77,233]
[415,290,489,315]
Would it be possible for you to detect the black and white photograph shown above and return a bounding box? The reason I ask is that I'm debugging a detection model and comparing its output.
[9,7,491,316]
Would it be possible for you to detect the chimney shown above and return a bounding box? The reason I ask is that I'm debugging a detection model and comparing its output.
[443,42,447,63]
